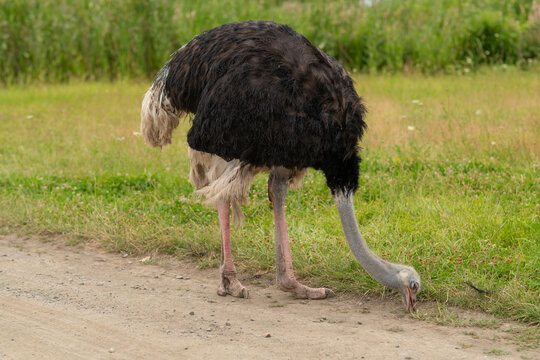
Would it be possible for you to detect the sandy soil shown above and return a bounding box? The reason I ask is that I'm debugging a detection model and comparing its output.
[0,235,536,360]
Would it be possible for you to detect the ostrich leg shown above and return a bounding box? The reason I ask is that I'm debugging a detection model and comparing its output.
[216,200,249,298]
[269,167,334,299]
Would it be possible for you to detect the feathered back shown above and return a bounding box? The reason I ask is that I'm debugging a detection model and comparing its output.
[158,21,367,193]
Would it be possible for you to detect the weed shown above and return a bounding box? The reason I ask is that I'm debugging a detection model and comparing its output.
[485,348,510,356]
[503,327,540,351]
[463,331,480,339]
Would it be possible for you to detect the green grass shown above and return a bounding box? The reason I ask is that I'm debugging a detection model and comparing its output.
[0,70,538,326]
[1,0,539,84]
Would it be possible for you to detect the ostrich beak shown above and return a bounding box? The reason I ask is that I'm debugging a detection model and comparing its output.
[404,287,417,312]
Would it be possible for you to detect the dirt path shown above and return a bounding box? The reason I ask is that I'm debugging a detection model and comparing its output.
[0,235,535,360]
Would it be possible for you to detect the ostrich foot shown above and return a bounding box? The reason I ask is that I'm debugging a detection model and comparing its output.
[217,268,249,298]
[278,278,334,300]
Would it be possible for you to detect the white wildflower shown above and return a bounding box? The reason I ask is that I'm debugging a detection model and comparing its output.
[407,126,415,131]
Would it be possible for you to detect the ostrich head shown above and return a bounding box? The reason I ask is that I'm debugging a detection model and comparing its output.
[395,266,421,312]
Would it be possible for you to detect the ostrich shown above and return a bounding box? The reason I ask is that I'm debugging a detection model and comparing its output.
[141,21,420,311]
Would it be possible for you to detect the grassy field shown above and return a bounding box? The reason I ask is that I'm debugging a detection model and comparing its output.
[0,69,538,325]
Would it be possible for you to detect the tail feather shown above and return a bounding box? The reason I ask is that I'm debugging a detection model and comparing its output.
[140,66,183,148]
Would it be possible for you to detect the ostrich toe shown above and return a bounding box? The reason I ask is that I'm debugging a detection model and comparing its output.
[217,269,249,298]
[278,279,333,300]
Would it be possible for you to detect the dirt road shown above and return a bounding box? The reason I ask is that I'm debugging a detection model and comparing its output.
[0,235,535,359]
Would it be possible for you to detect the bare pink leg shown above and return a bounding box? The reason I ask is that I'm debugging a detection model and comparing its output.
[269,167,334,299]
[216,200,248,298]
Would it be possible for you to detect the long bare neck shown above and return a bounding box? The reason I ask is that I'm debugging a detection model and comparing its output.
[334,192,403,290]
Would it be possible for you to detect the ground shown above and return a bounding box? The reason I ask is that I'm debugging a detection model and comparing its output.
[0,235,536,360]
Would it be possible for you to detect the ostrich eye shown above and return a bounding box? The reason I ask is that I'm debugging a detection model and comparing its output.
[410,281,419,291]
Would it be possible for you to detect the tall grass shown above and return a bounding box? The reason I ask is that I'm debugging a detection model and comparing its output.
[1,0,539,84]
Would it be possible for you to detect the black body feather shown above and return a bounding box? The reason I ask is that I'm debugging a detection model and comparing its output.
[162,21,367,194]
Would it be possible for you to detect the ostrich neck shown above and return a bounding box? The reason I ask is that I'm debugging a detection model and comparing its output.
[334,192,402,290]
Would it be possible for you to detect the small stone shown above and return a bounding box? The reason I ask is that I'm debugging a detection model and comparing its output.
[122,253,128,258]
[189,311,195,315]
[96,281,104,286]
[176,275,184,279]
[265,333,271,338]
[206,328,212,332]
[225,322,231,326]
[357,321,363,325]
[108,348,115,353]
